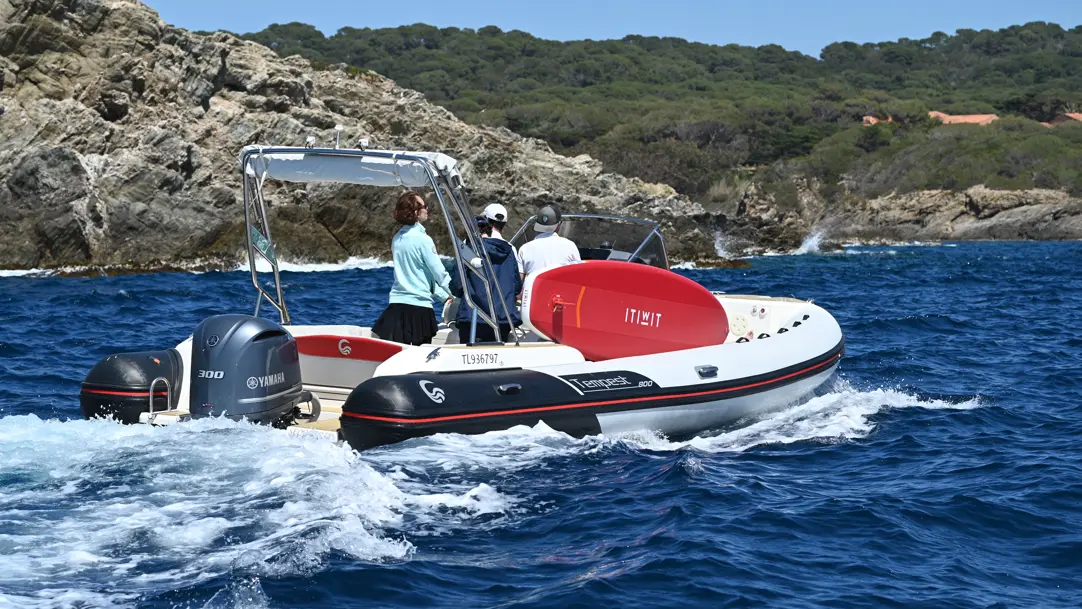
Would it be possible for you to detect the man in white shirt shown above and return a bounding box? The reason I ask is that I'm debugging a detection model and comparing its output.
[481,203,524,278]
[519,204,581,275]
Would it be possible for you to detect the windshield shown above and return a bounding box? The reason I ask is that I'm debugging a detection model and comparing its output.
[511,215,668,270]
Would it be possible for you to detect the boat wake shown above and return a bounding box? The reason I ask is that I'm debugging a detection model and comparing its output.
[377,379,982,461]
[0,382,980,607]
[0,416,503,607]
[626,380,982,452]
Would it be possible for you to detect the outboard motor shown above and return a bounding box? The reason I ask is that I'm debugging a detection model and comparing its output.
[189,314,304,426]
[81,349,184,424]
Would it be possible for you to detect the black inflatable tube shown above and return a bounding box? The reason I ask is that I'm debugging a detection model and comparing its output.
[339,339,844,451]
[80,349,184,424]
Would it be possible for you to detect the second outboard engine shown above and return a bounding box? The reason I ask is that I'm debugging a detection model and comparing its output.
[189,314,303,426]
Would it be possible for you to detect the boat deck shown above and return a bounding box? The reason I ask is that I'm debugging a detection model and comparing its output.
[139,393,344,439]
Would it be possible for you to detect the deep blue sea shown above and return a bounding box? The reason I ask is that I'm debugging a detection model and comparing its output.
[1,242,1080,609]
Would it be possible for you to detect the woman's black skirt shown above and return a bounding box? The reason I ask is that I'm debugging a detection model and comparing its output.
[372,303,439,346]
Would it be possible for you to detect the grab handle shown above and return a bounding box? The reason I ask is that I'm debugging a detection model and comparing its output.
[695,365,718,379]
[497,383,522,395]
[147,376,172,425]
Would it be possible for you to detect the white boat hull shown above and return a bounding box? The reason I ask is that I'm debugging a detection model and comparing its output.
[82,294,844,450]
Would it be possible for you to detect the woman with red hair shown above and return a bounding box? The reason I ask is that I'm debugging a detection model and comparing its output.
[372,191,451,345]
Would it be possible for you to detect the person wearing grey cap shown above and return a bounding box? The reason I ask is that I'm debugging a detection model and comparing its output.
[519,203,581,275]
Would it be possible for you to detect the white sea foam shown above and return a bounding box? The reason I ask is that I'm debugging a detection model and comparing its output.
[0,383,979,605]
[621,381,982,453]
[364,382,982,461]
[0,414,519,606]
[0,269,48,277]
[744,237,957,259]
[237,256,392,273]
[793,231,824,255]
[364,421,601,474]
[201,576,270,609]
[842,248,898,256]
[713,230,733,258]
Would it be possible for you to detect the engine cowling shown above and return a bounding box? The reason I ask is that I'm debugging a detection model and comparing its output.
[80,349,184,424]
[188,314,302,426]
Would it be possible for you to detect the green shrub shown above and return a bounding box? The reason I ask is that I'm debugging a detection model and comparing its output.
[239,21,1082,200]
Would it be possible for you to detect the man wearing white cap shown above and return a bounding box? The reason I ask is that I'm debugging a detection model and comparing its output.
[519,203,581,275]
[481,203,524,278]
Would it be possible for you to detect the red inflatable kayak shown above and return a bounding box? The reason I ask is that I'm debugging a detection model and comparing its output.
[521,261,729,361]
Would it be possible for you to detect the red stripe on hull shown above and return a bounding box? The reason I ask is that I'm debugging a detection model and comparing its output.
[295,334,404,362]
[81,389,168,397]
[343,352,841,425]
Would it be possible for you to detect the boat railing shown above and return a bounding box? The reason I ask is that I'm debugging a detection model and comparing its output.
[238,146,515,344]
[510,213,669,270]
[241,156,290,322]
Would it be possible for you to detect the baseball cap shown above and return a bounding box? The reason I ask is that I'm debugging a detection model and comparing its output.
[533,204,561,233]
[482,203,508,223]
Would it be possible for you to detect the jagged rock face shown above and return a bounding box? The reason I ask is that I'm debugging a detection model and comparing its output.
[728,180,1082,252]
[3,0,1077,270]
[0,0,718,270]
[825,186,1082,243]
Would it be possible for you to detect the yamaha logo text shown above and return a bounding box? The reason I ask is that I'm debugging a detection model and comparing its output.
[246,372,285,390]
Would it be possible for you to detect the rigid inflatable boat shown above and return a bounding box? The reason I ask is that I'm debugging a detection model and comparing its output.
[80,142,844,451]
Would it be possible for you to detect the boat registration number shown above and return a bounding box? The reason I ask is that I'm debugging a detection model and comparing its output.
[461,352,502,366]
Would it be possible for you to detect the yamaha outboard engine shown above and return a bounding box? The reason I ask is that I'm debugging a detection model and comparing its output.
[189,314,303,426]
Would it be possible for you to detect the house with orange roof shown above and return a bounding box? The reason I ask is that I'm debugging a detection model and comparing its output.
[862,115,896,126]
[928,111,999,126]
[1050,113,1082,125]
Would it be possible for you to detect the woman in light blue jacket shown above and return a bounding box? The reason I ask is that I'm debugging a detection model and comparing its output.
[372,192,452,346]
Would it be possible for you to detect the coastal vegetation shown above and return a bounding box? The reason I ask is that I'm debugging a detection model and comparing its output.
[238,21,1082,202]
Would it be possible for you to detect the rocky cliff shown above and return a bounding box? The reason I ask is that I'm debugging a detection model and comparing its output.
[0,0,722,272]
[1,1,1079,274]
[717,179,1082,254]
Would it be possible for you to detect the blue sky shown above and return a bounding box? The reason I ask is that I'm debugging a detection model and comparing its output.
[144,0,1082,57]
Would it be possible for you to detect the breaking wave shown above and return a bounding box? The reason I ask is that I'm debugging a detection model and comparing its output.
[236,256,392,273]
[792,231,824,255]
[0,269,47,277]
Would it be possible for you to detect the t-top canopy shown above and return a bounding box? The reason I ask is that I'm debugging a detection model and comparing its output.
[240,145,463,188]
